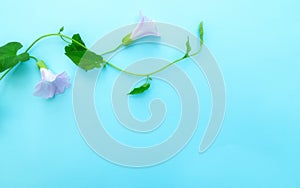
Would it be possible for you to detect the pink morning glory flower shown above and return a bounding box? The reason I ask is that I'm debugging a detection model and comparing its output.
[122,13,160,45]
[33,61,71,99]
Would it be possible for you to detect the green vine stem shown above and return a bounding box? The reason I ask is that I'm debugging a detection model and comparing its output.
[0,67,13,80]
[101,44,123,56]
[23,32,202,78]
[25,33,87,53]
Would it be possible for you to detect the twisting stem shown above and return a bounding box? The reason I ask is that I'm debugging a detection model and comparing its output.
[24,32,203,79]
[104,44,203,77]
[104,61,147,77]
[101,44,123,56]
[189,45,203,57]
[25,33,88,53]
[29,56,39,62]
[59,30,71,44]
[146,56,186,75]
[60,35,71,44]
[104,55,188,77]
[0,68,13,80]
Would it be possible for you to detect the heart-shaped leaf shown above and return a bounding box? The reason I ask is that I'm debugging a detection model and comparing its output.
[65,34,104,71]
[0,42,29,73]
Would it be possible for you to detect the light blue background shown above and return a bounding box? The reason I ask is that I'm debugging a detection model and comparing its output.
[1,0,299,187]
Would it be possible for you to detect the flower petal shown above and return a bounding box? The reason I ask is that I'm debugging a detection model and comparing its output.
[53,71,71,94]
[33,81,56,99]
[40,68,56,82]
[34,68,71,99]
[130,15,160,40]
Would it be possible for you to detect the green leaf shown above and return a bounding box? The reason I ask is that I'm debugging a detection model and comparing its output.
[59,26,64,33]
[184,37,191,58]
[199,22,204,46]
[128,82,151,95]
[64,34,104,71]
[0,42,29,73]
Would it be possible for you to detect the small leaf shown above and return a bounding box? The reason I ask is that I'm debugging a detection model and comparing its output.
[184,37,191,58]
[64,34,104,71]
[128,82,151,95]
[199,22,204,46]
[59,26,64,33]
[0,42,29,73]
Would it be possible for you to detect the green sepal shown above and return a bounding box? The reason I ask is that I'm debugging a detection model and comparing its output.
[36,60,48,70]
[122,33,134,46]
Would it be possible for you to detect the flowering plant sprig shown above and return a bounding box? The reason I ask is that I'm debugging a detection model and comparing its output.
[0,14,204,98]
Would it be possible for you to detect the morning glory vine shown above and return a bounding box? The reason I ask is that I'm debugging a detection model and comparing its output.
[0,14,204,99]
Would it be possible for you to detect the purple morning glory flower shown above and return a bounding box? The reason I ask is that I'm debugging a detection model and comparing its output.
[122,13,160,45]
[33,67,71,99]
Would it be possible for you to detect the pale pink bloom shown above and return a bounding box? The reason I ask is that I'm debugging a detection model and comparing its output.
[122,14,160,45]
[33,68,71,99]
[130,14,160,40]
